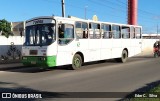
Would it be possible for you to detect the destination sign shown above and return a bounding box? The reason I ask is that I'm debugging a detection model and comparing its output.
[33,19,43,25]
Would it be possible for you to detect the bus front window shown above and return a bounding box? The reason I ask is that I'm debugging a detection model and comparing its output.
[24,24,56,46]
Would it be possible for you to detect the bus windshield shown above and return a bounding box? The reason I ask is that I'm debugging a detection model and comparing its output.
[24,24,55,46]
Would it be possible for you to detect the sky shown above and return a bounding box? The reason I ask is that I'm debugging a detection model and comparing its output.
[0,0,160,33]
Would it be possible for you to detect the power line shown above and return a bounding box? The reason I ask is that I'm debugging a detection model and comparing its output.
[42,0,158,23]
[40,0,158,33]
[103,0,127,8]
[88,0,126,13]
[63,0,127,20]
[117,0,127,6]
[87,0,127,17]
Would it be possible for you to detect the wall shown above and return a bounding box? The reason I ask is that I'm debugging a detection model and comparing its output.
[0,35,159,64]
[141,39,160,54]
[0,36,24,63]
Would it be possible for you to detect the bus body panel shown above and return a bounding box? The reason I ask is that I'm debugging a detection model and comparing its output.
[56,40,76,66]
[130,39,136,56]
[134,39,142,55]
[100,39,112,60]
[75,39,89,62]
[112,39,122,58]
[122,39,131,57]
[88,39,101,61]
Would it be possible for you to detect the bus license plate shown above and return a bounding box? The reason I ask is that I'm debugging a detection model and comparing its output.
[31,61,36,64]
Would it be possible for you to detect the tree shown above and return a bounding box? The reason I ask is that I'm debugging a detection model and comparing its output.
[0,19,12,38]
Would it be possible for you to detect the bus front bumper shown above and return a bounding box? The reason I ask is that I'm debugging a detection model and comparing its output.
[22,56,56,67]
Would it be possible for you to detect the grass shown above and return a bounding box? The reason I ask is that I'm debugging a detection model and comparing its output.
[127,85,160,101]
[150,85,160,92]
[119,84,160,101]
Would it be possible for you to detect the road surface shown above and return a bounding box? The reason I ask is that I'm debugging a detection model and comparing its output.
[0,52,160,101]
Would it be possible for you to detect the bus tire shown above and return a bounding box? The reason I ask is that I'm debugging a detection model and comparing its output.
[71,54,82,70]
[116,50,128,63]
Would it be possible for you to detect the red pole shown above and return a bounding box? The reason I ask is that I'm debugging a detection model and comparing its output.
[128,0,137,25]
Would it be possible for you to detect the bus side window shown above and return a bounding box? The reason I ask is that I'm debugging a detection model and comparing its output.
[121,26,130,39]
[89,23,93,39]
[101,24,111,39]
[130,27,135,39]
[135,27,141,39]
[112,25,121,39]
[89,23,100,39]
[109,32,112,38]
[75,22,88,39]
[58,24,65,38]
[82,22,88,38]
[58,24,74,45]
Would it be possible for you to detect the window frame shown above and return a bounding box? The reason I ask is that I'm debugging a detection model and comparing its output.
[121,26,130,39]
[75,21,88,39]
[89,22,101,39]
[112,25,121,39]
[101,23,112,39]
[58,23,74,45]
[135,27,142,39]
[130,26,135,39]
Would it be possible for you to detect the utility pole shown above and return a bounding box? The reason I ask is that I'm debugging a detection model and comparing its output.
[157,23,159,34]
[62,0,65,17]
[157,23,159,39]
[128,0,138,25]
[85,6,88,19]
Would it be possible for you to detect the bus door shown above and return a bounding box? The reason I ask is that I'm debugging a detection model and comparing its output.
[56,23,75,66]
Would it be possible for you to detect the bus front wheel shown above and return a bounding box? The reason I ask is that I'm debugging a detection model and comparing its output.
[71,54,82,70]
[116,50,128,63]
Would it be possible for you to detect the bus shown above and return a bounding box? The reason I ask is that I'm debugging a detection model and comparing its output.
[22,16,142,70]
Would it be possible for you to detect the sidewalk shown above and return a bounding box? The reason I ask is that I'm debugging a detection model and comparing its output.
[0,63,23,70]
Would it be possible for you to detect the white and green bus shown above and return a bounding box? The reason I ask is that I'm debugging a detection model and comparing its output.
[22,16,142,70]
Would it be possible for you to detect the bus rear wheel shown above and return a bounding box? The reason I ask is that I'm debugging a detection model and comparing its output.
[116,50,128,63]
[71,54,82,70]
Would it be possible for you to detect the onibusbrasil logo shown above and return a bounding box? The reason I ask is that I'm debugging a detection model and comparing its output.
[1,93,42,99]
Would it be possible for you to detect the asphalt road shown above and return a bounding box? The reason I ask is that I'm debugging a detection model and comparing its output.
[0,52,160,101]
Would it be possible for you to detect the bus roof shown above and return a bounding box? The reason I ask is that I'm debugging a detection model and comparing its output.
[26,16,142,27]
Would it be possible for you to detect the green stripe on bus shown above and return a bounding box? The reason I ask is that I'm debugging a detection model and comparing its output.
[22,56,56,67]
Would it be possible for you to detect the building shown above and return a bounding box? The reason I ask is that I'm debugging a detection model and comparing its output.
[11,21,25,36]
[142,34,160,39]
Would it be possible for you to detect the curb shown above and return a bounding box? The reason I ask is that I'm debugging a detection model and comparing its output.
[0,63,24,70]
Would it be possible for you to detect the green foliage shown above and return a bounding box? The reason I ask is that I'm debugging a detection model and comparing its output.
[129,85,160,101]
[0,19,12,38]
[150,84,160,92]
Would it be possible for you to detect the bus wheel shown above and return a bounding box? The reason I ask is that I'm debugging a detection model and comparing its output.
[71,54,82,70]
[116,50,128,63]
